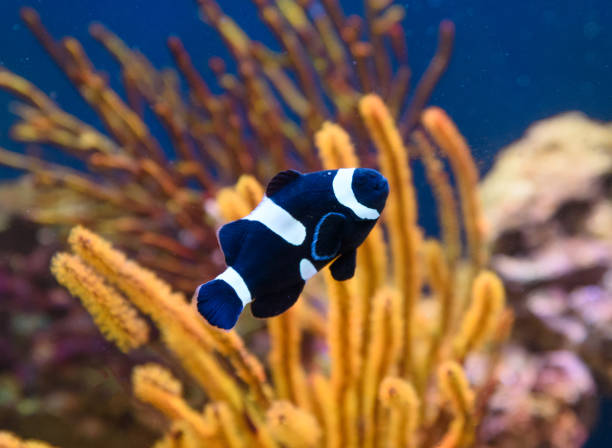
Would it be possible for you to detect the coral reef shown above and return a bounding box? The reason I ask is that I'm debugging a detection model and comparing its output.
[0,0,601,447]
[26,97,521,448]
[474,346,596,448]
[481,113,612,393]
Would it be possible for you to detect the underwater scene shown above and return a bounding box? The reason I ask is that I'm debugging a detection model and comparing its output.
[0,0,610,447]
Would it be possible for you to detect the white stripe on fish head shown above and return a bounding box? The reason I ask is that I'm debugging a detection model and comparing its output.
[332,168,380,220]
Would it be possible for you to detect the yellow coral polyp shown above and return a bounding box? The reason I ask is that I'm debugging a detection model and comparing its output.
[133,362,183,398]
[67,225,175,321]
[50,252,149,352]
[437,360,475,419]
[132,364,218,441]
[453,270,506,359]
[379,377,420,448]
[436,361,476,448]
[379,376,420,417]
[266,400,322,448]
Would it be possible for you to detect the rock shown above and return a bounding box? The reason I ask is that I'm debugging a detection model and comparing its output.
[481,112,612,392]
[473,346,596,448]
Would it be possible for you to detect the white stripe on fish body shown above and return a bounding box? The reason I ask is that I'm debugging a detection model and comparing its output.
[333,168,380,220]
[216,267,252,307]
[299,258,317,280]
[245,196,307,246]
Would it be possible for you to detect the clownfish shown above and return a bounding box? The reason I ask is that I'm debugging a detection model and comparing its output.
[196,168,389,329]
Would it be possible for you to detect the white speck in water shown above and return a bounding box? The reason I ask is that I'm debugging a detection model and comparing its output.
[516,75,531,88]
[583,21,601,40]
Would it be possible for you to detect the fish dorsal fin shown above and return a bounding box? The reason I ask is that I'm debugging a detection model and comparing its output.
[266,169,302,196]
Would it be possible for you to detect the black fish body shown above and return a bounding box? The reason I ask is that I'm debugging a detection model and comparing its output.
[196,168,389,329]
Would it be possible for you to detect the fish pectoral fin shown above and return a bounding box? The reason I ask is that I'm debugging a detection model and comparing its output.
[330,248,357,281]
[266,169,302,196]
[218,220,248,265]
[312,212,346,260]
[250,281,305,318]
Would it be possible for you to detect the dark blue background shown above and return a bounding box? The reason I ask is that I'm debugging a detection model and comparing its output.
[0,1,610,445]
[1,1,611,176]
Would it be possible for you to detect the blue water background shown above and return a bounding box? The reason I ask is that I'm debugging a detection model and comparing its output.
[0,1,610,444]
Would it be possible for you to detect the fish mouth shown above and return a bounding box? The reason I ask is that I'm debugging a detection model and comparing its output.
[352,169,389,213]
[373,176,389,193]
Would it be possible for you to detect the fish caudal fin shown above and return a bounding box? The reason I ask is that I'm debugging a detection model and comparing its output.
[195,280,243,330]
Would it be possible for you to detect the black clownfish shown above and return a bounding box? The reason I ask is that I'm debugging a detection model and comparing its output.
[196,168,389,330]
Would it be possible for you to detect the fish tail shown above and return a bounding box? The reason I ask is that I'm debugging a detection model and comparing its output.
[195,279,244,330]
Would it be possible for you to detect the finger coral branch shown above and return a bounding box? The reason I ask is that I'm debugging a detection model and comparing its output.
[437,361,474,420]
[422,106,486,270]
[361,287,403,448]
[266,401,322,448]
[324,269,360,447]
[436,361,475,447]
[132,364,218,441]
[268,306,311,411]
[50,252,149,352]
[453,270,505,360]
[160,322,244,409]
[413,130,461,266]
[359,93,419,378]
[401,20,455,136]
[208,402,253,448]
[379,377,420,448]
[309,373,340,448]
[421,239,454,386]
[425,240,453,340]
[21,8,168,164]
